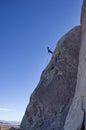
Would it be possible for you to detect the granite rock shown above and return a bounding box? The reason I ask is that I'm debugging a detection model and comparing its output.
[20,25,81,130]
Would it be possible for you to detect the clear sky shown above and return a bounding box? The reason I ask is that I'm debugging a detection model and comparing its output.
[0,0,82,121]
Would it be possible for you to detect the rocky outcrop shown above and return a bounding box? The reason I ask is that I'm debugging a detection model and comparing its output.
[20,25,81,130]
[64,1,86,130]
[80,0,86,25]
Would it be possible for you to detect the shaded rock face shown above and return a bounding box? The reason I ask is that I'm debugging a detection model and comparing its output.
[64,1,86,130]
[20,26,81,130]
[80,0,86,25]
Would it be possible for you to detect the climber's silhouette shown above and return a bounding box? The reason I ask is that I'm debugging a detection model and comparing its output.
[47,47,53,54]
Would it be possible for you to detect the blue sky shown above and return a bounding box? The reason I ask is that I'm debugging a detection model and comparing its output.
[0,0,82,121]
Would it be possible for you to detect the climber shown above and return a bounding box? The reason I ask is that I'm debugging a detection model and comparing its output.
[47,47,53,54]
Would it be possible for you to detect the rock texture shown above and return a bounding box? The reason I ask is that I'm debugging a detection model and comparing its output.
[80,0,86,25]
[20,25,81,130]
[64,1,86,130]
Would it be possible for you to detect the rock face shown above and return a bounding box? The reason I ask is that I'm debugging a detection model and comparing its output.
[64,1,86,130]
[20,25,81,130]
[80,0,86,25]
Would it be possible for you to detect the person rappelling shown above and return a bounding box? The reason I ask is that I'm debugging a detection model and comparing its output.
[47,47,53,54]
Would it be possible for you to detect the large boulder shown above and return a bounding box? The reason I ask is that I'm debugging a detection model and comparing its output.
[20,25,81,130]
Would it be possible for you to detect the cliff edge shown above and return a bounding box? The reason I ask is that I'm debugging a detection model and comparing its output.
[20,25,81,130]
